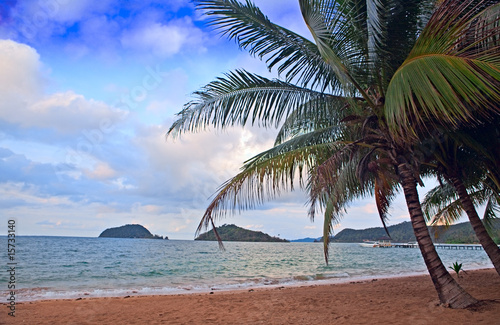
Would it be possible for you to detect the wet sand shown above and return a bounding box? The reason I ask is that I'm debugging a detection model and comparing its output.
[2,268,499,324]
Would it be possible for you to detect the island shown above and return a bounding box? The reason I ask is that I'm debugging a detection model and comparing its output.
[98,224,168,239]
[195,224,289,242]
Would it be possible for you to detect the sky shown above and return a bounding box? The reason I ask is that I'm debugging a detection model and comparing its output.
[0,0,441,240]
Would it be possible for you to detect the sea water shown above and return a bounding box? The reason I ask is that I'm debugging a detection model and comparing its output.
[0,236,493,301]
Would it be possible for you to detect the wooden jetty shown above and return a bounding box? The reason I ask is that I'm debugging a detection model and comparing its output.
[393,243,484,250]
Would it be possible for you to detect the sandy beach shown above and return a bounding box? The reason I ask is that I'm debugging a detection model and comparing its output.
[3,268,499,324]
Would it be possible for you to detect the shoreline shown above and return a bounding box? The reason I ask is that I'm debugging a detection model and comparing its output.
[0,269,444,303]
[1,266,492,302]
[3,268,499,324]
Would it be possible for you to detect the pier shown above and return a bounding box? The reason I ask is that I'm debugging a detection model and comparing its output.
[392,243,484,250]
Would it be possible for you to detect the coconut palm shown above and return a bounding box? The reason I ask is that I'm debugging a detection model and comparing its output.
[421,133,500,275]
[168,0,500,308]
[423,177,500,235]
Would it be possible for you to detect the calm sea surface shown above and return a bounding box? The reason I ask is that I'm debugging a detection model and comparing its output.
[0,236,493,301]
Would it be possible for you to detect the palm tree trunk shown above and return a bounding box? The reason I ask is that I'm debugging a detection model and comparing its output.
[398,162,477,308]
[449,176,500,276]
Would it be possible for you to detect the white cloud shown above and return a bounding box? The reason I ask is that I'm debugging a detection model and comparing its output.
[131,203,163,215]
[333,223,342,229]
[0,40,127,134]
[111,177,136,190]
[361,203,377,214]
[5,0,115,42]
[0,40,44,101]
[83,162,117,180]
[120,18,205,57]
[43,0,115,24]
[28,91,125,133]
[244,224,264,229]
[0,182,67,205]
[134,123,275,192]
[394,213,410,220]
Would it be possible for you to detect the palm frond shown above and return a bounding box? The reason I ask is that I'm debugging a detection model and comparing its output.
[422,182,461,225]
[429,198,464,227]
[422,179,495,226]
[307,146,384,263]
[195,0,339,90]
[299,0,375,106]
[167,70,332,137]
[366,0,386,52]
[309,158,360,263]
[373,169,398,236]
[322,194,338,263]
[375,0,436,88]
[385,0,500,138]
[366,0,389,80]
[255,127,344,169]
[274,95,351,145]
[386,55,500,138]
[483,196,499,231]
[196,139,333,238]
[308,147,363,221]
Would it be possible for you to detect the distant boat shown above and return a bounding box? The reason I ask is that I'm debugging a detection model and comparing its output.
[359,237,392,248]
[359,240,379,248]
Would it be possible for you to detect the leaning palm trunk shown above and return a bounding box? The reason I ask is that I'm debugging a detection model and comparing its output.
[449,176,500,276]
[398,163,478,308]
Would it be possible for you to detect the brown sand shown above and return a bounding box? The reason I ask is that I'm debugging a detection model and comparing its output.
[2,269,499,325]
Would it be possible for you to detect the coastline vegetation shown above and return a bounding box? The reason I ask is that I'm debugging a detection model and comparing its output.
[195,224,289,242]
[332,220,500,244]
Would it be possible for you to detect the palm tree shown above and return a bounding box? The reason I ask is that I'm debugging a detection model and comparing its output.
[423,176,500,238]
[168,0,500,308]
[421,133,500,275]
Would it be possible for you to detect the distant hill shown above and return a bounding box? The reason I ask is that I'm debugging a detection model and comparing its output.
[332,220,500,244]
[290,237,321,243]
[314,236,336,242]
[99,224,167,239]
[195,224,289,242]
[430,220,500,244]
[290,236,336,242]
[332,222,414,243]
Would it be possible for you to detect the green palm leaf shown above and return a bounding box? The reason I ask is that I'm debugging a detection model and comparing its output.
[299,0,371,103]
[167,69,333,137]
[483,196,500,230]
[422,182,463,225]
[385,1,500,138]
[422,180,498,227]
[308,148,385,262]
[195,0,339,90]
[196,139,334,238]
[274,95,351,145]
